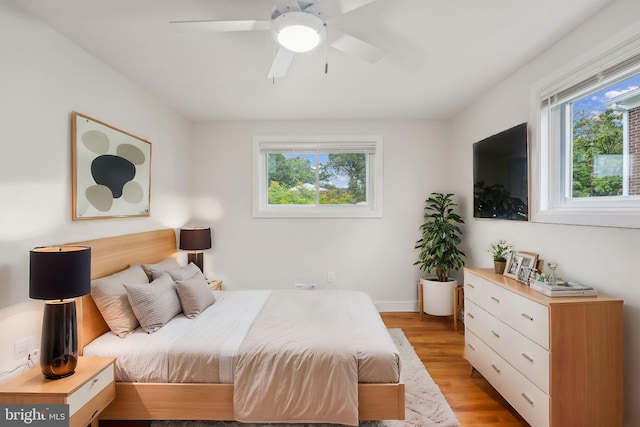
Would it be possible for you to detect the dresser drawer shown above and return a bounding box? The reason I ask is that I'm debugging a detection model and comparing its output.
[463,276,484,306]
[465,331,550,427]
[465,300,550,393]
[469,274,549,349]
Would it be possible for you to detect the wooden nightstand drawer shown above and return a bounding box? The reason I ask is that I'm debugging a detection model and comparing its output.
[69,363,115,427]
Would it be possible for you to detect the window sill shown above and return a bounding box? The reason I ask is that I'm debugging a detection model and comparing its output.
[532,208,640,229]
[252,205,383,219]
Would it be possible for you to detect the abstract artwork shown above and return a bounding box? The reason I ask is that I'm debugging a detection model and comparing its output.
[72,112,151,220]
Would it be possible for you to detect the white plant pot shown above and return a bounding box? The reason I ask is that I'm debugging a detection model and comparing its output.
[421,277,458,316]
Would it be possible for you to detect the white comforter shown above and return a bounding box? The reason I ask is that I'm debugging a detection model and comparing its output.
[84,289,400,425]
[84,290,270,383]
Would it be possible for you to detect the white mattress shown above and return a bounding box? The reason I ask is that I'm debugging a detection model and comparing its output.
[84,289,400,385]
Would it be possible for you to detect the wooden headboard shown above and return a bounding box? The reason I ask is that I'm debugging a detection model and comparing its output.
[71,228,177,354]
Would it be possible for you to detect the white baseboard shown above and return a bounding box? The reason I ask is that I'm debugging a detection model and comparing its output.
[374,300,419,312]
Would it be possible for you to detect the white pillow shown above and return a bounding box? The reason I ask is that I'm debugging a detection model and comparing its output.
[124,273,182,334]
[141,257,181,281]
[91,264,148,337]
[176,273,216,318]
[152,262,201,282]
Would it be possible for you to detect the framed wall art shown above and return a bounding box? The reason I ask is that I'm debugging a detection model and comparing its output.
[72,112,151,220]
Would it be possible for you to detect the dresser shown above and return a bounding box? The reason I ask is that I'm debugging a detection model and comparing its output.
[464,268,623,427]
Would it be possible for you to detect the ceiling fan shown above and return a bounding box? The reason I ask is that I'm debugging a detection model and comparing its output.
[170,0,386,79]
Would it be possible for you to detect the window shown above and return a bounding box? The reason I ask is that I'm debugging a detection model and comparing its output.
[532,33,640,228]
[252,135,383,218]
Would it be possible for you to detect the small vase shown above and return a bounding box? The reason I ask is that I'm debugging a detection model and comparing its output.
[493,260,507,274]
[547,263,558,286]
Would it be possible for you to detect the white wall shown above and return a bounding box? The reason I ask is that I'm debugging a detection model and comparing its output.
[0,1,192,377]
[190,120,452,309]
[450,1,640,425]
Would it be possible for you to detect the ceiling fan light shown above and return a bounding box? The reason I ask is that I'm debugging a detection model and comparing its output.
[278,25,320,52]
[273,11,324,53]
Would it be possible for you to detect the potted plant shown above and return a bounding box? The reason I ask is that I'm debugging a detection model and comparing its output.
[487,240,512,274]
[414,193,465,316]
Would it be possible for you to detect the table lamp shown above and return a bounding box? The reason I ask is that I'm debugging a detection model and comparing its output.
[29,246,91,379]
[179,227,211,272]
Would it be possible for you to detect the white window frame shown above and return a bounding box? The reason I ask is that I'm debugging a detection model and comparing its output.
[252,135,383,218]
[530,27,640,228]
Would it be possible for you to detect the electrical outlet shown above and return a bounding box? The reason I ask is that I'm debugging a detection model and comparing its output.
[29,349,40,364]
[14,336,35,360]
[327,272,336,283]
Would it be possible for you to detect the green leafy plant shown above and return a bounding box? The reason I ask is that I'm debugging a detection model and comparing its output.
[487,240,512,262]
[414,193,465,282]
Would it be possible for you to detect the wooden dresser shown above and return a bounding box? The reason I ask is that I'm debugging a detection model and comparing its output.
[464,268,623,427]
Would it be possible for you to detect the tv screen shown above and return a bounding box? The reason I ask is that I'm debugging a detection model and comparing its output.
[473,122,528,221]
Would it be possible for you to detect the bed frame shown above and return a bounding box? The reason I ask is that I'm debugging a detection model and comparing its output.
[73,229,405,422]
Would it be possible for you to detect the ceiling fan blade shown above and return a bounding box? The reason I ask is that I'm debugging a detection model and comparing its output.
[267,47,296,79]
[306,0,377,20]
[272,0,302,14]
[170,20,271,33]
[328,29,385,63]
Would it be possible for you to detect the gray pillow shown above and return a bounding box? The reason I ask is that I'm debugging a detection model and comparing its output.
[124,273,182,333]
[176,273,216,318]
[142,257,181,281]
[152,262,201,281]
[91,264,149,337]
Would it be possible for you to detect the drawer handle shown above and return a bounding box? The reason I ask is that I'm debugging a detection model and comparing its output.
[490,296,500,303]
[491,364,501,374]
[521,393,534,406]
[491,330,500,339]
[90,409,99,419]
[521,353,534,363]
[467,313,475,319]
[91,378,100,385]
[521,313,534,321]
[467,343,476,351]
[466,283,475,289]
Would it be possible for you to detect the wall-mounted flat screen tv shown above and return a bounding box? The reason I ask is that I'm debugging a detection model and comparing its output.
[473,122,528,221]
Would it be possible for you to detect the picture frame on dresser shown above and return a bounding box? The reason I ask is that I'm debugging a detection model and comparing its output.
[517,266,535,285]
[504,251,538,282]
[503,252,522,279]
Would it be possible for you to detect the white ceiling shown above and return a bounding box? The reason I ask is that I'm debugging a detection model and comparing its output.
[13,0,613,121]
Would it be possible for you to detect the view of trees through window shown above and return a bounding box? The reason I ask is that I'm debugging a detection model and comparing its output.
[267,152,367,205]
[570,72,640,198]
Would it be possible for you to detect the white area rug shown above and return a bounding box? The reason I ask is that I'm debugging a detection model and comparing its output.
[151,328,460,427]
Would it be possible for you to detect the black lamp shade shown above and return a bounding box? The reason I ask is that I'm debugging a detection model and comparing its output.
[30,246,91,300]
[179,228,212,251]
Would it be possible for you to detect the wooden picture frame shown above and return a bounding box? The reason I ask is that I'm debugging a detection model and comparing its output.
[71,112,151,220]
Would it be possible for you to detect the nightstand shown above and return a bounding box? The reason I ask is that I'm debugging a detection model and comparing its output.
[0,356,115,427]
[209,280,223,290]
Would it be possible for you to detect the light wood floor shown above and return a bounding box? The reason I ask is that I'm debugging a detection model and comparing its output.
[381,311,530,427]
[101,312,529,427]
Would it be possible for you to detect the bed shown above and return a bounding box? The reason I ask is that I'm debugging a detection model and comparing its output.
[72,229,405,424]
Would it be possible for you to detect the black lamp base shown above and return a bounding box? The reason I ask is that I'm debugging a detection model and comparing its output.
[40,300,78,379]
[188,252,204,272]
